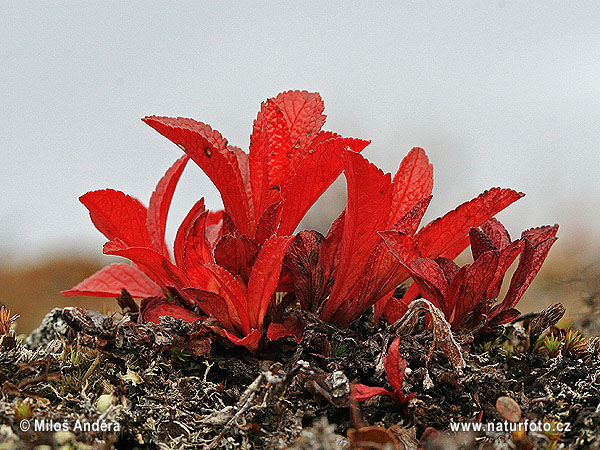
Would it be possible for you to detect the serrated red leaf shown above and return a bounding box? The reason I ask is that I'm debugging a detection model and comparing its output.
[139,296,202,324]
[273,90,326,163]
[321,152,393,323]
[278,137,369,235]
[80,189,152,248]
[388,148,433,226]
[416,188,524,259]
[147,154,189,256]
[61,263,163,298]
[246,235,293,330]
[143,116,253,235]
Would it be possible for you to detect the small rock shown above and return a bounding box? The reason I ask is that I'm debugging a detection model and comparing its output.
[496,396,522,423]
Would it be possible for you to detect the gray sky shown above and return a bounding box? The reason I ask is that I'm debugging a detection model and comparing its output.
[1,2,599,262]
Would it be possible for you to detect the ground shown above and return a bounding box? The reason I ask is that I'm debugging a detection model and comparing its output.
[0,302,599,450]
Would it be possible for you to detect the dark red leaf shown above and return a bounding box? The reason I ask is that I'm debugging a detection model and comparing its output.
[449,250,499,327]
[482,218,512,250]
[469,227,496,260]
[213,233,258,284]
[284,230,327,313]
[491,229,558,319]
[266,317,305,343]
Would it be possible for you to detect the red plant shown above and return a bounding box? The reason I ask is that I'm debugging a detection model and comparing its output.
[285,149,524,328]
[62,89,554,351]
[352,337,416,406]
[63,91,367,351]
[381,218,559,331]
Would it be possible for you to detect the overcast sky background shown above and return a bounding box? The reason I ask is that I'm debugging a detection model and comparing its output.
[1,2,599,263]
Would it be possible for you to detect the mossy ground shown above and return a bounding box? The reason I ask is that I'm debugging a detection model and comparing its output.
[0,305,599,450]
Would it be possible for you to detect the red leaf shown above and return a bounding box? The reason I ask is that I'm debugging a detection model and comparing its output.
[273,90,326,163]
[182,211,214,279]
[278,137,369,235]
[214,233,258,284]
[482,218,512,250]
[173,199,206,268]
[103,240,189,289]
[249,99,288,224]
[184,289,237,333]
[321,152,393,324]
[469,227,496,260]
[486,239,524,299]
[200,263,250,334]
[384,337,407,393]
[449,250,499,327]
[405,258,449,312]
[491,228,558,319]
[416,188,524,259]
[80,189,152,248]
[61,263,163,298]
[139,296,202,324]
[266,317,305,343]
[143,116,253,235]
[388,148,433,226]
[352,384,393,401]
[222,328,262,353]
[349,198,433,320]
[147,154,189,256]
[283,230,327,312]
[246,235,293,330]
[320,211,345,282]
[255,201,283,245]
